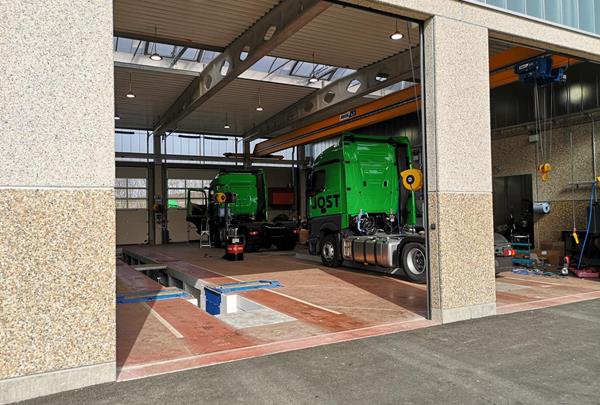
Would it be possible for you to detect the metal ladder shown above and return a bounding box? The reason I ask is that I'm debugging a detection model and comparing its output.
[199,218,211,248]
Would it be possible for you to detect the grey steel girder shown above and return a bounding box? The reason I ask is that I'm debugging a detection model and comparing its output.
[244,47,420,140]
[152,0,330,135]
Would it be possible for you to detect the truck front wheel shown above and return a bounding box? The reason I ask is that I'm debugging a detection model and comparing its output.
[320,234,342,267]
[401,242,427,284]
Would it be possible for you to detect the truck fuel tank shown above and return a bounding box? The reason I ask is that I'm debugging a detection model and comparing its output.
[352,237,373,264]
[375,237,401,268]
[365,238,378,265]
[343,235,401,268]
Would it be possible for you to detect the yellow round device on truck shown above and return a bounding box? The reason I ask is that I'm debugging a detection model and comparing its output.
[401,168,423,191]
[215,192,227,204]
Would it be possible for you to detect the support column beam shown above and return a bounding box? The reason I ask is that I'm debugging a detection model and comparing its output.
[245,47,420,141]
[297,145,307,221]
[243,140,251,168]
[250,46,572,156]
[152,0,330,135]
[151,134,168,245]
[424,16,496,323]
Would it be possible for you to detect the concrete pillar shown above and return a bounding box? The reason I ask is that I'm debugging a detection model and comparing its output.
[243,140,252,168]
[424,16,496,323]
[0,1,115,403]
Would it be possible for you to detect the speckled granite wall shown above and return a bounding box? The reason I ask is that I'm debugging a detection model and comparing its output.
[0,0,115,402]
[428,193,496,311]
[425,16,496,323]
[0,190,116,379]
[0,1,114,188]
[492,122,598,247]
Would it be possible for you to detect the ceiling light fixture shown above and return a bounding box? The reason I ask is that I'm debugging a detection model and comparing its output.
[256,88,263,111]
[224,112,231,129]
[308,52,318,83]
[149,25,163,61]
[150,51,163,61]
[389,19,404,41]
[126,72,136,98]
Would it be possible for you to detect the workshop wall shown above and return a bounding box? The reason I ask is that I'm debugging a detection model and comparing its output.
[116,166,149,245]
[492,121,598,247]
[263,166,298,221]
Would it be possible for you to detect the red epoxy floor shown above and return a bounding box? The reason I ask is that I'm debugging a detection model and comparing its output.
[495,272,600,314]
[116,245,432,380]
[116,244,600,381]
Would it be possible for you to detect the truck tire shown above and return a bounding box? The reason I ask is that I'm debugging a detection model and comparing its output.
[401,242,427,284]
[320,234,342,267]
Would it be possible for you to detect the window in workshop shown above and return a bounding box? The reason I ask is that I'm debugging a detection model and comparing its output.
[167,179,210,209]
[115,178,147,209]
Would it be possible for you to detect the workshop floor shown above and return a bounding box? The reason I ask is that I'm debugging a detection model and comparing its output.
[116,244,432,381]
[116,244,600,381]
[495,270,600,314]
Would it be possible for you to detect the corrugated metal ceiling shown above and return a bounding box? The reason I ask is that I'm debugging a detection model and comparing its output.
[177,78,316,135]
[272,4,420,69]
[114,67,194,130]
[113,2,528,138]
[489,39,518,56]
[113,0,279,49]
[113,0,417,70]
[114,66,317,135]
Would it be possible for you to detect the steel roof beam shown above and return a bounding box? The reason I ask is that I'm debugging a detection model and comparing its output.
[114,30,225,53]
[115,151,299,165]
[152,0,330,135]
[244,47,420,141]
[253,85,420,156]
[251,47,581,156]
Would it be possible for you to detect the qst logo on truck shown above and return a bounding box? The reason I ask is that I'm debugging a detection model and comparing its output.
[311,194,340,214]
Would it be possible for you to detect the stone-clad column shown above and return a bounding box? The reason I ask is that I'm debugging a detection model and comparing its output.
[0,1,115,403]
[424,16,496,323]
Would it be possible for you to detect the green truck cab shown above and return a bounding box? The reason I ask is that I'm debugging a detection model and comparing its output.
[187,169,299,252]
[307,133,427,283]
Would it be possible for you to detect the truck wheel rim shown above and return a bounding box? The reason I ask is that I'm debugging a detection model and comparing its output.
[406,248,425,275]
[322,242,335,260]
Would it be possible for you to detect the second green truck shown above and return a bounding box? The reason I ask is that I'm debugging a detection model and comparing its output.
[307,133,427,283]
[187,168,299,252]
